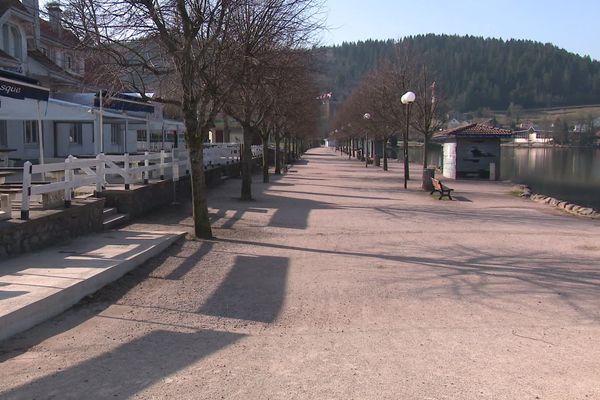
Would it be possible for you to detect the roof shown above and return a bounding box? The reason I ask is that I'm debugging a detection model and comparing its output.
[0,68,41,85]
[0,0,29,17]
[27,49,80,83]
[39,18,80,47]
[434,123,512,139]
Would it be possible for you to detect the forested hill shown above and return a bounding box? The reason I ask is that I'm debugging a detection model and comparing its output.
[315,35,600,112]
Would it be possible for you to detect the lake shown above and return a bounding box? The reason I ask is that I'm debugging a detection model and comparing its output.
[405,145,600,211]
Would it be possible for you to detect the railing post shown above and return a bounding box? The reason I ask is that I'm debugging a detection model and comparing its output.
[160,149,165,180]
[64,155,73,208]
[124,153,130,190]
[172,148,179,182]
[20,161,32,220]
[100,153,106,191]
[144,151,149,184]
[95,154,104,193]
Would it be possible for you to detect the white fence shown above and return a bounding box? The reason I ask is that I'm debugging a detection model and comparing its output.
[17,143,264,220]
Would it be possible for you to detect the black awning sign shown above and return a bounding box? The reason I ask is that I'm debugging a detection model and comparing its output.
[0,77,50,101]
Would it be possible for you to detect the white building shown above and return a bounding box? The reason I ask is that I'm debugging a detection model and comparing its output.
[0,0,184,166]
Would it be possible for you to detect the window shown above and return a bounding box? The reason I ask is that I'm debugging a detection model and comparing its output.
[136,129,147,142]
[10,26,21,60]
[111,124,123,145]
[0,121,7,148]
[2,25,8,54]
[24,121,38,145]
[69,123,83,145]
[66,54,73,70]
[1,24,23,60]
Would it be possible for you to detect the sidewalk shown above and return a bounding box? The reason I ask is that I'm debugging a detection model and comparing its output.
[1,147,600,400]
[0,229,184,341]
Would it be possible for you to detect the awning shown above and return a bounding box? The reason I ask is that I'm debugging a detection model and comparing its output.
[0,97,96,121]
[0,71,50,102]
[94,92,155,114]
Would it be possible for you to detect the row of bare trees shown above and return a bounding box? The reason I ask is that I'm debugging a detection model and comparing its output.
[62,0,324,238]
[332,47,445,181]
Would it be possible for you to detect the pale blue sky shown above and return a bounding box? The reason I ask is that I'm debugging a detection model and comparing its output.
[322,0,600,60]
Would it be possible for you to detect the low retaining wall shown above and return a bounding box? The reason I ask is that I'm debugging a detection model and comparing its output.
[0,163,245,258]
[99,163,242,218]
[0,198,105,257]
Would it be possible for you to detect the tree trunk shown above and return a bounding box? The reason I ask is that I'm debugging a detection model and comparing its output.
[423,133,430,169]
[183,110,212,239]
[262,135,269,183]
[240,123,254,201]
[383,137,388,171]
[274,136,282,174]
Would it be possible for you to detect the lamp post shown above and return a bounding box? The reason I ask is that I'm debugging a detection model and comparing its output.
[363,113,371,167]
[400,91,415,189]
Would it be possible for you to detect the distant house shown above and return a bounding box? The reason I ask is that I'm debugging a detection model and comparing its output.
[209,113,243,144]
[512,126,553,145]
[434,123,512,180]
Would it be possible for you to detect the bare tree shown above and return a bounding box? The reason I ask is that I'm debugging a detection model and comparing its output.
[410,67,446,170]
[224,0,324,200]
[63,0,241,239]
[257,51,320,180]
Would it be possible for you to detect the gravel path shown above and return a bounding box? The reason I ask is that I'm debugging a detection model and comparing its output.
[1,147,600,399]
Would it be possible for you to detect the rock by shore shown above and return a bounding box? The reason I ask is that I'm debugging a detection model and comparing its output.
[512,185,600,219]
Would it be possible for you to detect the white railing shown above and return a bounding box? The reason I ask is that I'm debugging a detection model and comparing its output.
[251,145,263,158]
[19,143,250,220]
[136,141,178,152]
[205,143,241,167]
[20,155,103,220]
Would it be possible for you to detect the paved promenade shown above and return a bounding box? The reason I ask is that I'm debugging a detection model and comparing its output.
[1,147,600,399]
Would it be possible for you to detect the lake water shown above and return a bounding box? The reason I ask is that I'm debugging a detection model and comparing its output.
[405,146,600,211]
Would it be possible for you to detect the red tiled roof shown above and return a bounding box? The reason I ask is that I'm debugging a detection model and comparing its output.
[39,18,80,47]
[0,0,29,17]
[434,123,512,138]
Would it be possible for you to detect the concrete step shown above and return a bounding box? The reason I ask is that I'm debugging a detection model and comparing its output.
[0,230,186,342]
[103,213,130,230]
[103,207,118,218]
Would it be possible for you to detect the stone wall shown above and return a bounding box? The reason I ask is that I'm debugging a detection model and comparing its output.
[99,163,243,219]
[0,198,105,257]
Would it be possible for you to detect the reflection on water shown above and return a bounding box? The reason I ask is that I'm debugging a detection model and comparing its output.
[502,147,600,210]
[403,145,600,210]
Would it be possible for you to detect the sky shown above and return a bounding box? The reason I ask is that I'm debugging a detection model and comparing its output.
[321,0,600,60]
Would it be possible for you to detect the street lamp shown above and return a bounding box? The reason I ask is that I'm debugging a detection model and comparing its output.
[363,113,371,167]
[401,91,416,189]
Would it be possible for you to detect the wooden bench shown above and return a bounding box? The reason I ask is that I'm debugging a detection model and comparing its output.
[430,178,454,200]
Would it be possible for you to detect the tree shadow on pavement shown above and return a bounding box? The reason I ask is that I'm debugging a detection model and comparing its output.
[0,328,244,400]
[216,237,600,322]
[198,255,288,323]
[0,239,201,362]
